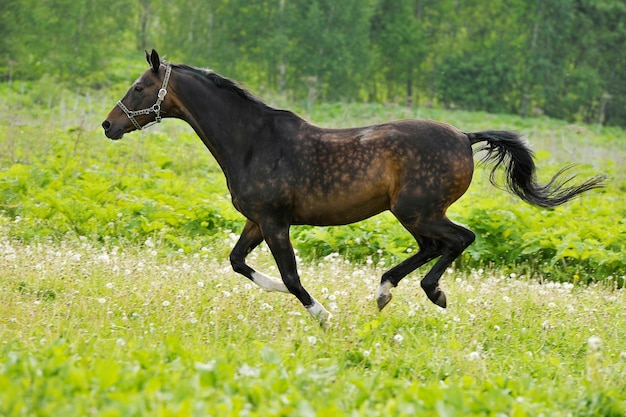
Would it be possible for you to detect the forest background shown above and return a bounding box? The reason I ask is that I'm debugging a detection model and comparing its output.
[2,0,626,127]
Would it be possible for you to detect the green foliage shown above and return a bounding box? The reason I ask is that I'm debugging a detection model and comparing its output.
[454,179,624,282]
[437,47,517,113]
[0,124,238,253]
[2,0,626,126]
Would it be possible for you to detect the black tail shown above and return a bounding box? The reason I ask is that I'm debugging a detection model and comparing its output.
[467,130,606,208]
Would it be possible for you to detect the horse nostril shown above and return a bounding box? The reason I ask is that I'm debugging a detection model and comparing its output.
[102,120,111,130]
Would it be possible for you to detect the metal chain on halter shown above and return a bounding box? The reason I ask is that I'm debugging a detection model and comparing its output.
[117,65,172,131]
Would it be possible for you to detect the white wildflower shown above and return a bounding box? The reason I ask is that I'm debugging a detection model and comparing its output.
[238,363,260,378]
[97,253,110,263]
[468,351,481,360]
[587,336,602,351]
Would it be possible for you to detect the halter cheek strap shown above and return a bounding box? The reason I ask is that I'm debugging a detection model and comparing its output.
[117,64,172,131]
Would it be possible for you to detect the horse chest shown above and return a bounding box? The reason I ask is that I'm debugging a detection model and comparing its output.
[228,174,292,218]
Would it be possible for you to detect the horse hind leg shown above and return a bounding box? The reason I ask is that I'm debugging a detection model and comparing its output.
[376,236,442,311]
[378,212,475,310]
[418,219,475,308]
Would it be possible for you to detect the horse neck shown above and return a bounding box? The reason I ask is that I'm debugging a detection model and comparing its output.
[170,69,270,175]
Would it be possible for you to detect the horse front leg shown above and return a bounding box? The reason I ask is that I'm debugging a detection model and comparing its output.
[260,222,331,328]
[230,219,289,293]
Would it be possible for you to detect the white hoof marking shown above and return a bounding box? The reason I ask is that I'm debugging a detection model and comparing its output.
[307,298,332,328]
[376,281,393,299]
[251,271,289,293]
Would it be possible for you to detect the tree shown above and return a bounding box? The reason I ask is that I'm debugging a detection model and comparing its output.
[431,0,520,113]
[1,0,625,127]
[0,0,135,85]
[371,0,427,106]
[570,0,626,126]
[286,0,375,101]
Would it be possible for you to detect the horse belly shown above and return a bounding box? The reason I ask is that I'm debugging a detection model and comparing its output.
[292,187,390,226]
[290,139,399,225]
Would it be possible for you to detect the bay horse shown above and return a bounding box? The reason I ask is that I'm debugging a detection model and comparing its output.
[102,50,605,327]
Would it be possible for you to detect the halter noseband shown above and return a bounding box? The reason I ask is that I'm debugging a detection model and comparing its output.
[117,64,172,131]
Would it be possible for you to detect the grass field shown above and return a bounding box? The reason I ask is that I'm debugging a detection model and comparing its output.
[1,81,625,415]
[1,233,625,416]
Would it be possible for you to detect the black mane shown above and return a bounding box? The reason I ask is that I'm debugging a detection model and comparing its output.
[173,64,270,110]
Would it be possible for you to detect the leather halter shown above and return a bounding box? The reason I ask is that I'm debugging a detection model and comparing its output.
[117,65,172,130]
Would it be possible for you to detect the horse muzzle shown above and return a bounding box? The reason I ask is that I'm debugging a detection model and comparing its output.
[101,119,126,140]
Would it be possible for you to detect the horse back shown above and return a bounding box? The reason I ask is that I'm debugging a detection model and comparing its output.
[281,119,474,225]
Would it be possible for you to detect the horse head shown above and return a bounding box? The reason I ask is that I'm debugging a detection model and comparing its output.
[102,49,172,139]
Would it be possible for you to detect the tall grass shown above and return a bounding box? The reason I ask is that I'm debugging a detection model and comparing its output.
[1,233,625,416]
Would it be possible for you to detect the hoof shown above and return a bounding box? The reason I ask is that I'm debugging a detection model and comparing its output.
[307,300,332,329]
[428,288,447,309]
[315,310,332,330]
[313,312,332,330]
[422,282,447,308]
[376,281,394,311]
[319,315,332,330]
[377,292,392,311]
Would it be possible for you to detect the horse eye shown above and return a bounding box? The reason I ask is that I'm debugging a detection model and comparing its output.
[134,85,144,93]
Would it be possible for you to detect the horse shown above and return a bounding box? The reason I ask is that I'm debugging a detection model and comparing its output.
[102,50,605,327]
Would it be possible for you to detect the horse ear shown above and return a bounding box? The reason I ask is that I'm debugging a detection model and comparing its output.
[145,50,151,66]
[150,49,161,73]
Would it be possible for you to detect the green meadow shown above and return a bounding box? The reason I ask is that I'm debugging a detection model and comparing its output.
[0,82,625,416]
